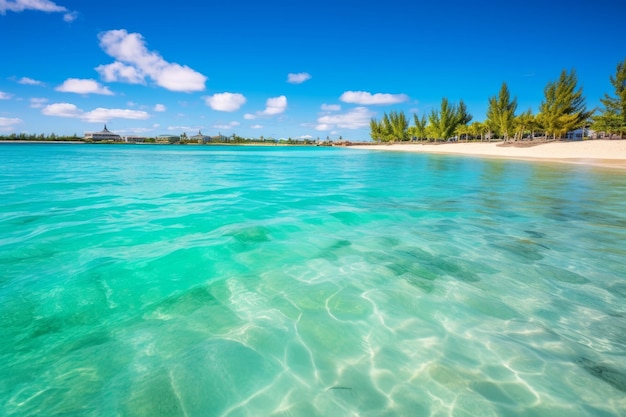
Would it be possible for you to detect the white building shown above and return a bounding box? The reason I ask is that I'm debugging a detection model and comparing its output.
[190,130,211,143]
[84,125,122,142]
[566,127,594,140]
[124,136,147,143]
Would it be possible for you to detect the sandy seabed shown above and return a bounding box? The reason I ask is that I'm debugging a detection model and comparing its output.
[349,140,626,170]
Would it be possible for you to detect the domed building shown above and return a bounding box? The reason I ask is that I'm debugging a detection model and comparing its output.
[84,125,122,142]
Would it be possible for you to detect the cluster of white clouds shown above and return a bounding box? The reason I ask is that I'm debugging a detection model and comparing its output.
[315,107,375,131]
[96,29,207,93]
[41,102,149,123]
[310,91,410,131]
[2,7,413,136]
[0,0,77,21]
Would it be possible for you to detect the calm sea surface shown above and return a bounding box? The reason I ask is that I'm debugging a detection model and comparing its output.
[1,143,625,416]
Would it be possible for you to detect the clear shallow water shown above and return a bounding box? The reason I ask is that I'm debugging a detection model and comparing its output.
[1,143,625,417]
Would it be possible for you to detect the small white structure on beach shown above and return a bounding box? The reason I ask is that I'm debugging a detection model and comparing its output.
[565,127,591,140]
[84,125,122,142]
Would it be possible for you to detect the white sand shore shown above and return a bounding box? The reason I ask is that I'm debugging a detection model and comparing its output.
[349,140,626,169]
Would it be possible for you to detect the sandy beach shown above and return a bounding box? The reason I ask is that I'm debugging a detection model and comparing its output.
[349,140,626,169]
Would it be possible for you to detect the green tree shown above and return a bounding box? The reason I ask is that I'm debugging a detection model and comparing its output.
[429,98,456,140]
[514,109,535,141]
[428,98,472,141]
[370,118,383,142]
[456,100,473,126]
[592,58,626,138]
[486,82,518,141]
[412,114,428,141]
[381,113,393,141]
[538,69,592,140]
[389,110,408,141]
[455,124,470,141]
[369,111,409,142]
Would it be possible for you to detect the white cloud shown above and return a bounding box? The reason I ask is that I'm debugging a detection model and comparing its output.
[41,102,82,118]
[0,116,22,127]
[245,96,288,119]
[321,103,341,111]
[204,92,246,112]
[62,10,77,21]
[297,135,314,139]
[1,0,63,13]
[97,29,207,93]
[41,102,150,122]
[153,103,166,112]
[18,77,43,85]
[250,124,263,129]
[339,91,409,105]
[261,95,287,115]
[315,106,374,130]
[56,78,114,95]
[212,121,240,129]
[96,61,144,84]
[0,91,12,99]
[287,72,311,84]
[157,64,206,92]
[30,97,48,108]
[0,0,77,20]
[82,108,149,123]
[167,125,195,131]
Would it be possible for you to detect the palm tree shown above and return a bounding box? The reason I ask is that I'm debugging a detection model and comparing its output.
[514,109,535,141]
[538,69,592,140]
[486,82,518,141]
[592,58,626,138]
[412,114,427,141]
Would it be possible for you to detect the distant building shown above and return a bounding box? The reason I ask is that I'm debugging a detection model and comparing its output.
[124,136,147,143]
[84,125,122,142]
[156,135,180,144]
[190,130,211,143]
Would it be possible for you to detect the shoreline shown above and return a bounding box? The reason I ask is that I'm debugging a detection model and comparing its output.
[348,140,626,170]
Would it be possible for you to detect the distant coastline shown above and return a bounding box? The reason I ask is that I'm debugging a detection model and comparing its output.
[0,140,323,147]
[3,139,625,169]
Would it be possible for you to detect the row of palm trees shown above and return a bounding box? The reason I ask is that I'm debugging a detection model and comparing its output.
[370,59,626,142]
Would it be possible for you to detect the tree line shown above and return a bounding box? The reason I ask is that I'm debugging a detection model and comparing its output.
[0,132,82,141]
[370,58,626,142]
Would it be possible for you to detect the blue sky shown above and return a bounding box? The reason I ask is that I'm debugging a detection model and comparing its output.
[1,0,624,140]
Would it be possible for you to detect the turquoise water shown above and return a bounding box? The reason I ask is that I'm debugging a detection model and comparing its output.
[1,143,625,417]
